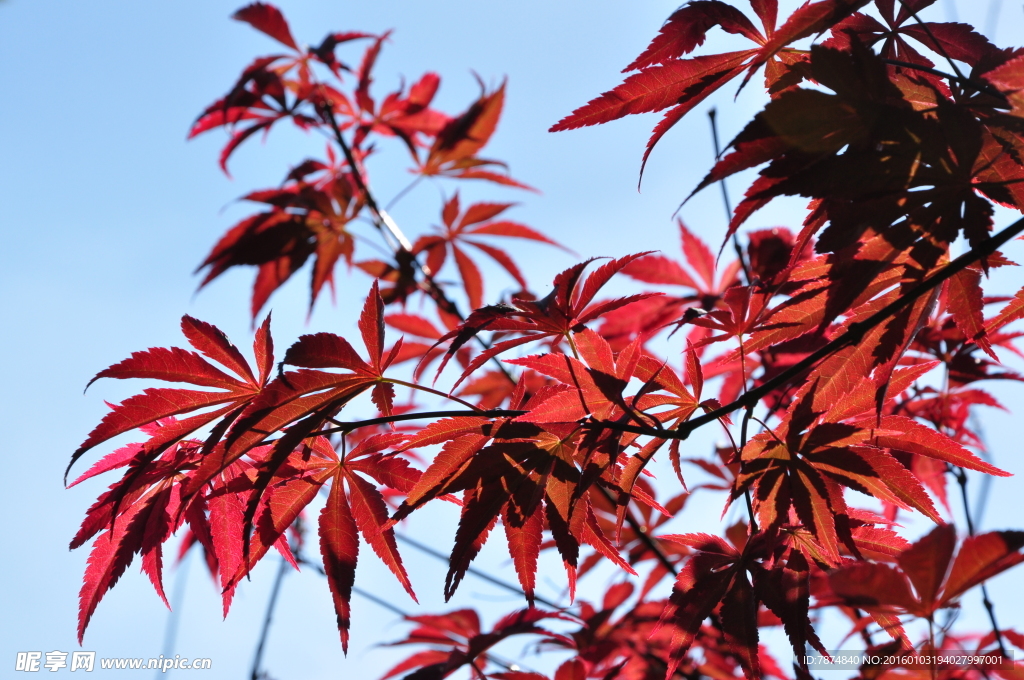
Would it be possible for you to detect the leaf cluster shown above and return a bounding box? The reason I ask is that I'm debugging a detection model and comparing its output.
[68,2,1024,679]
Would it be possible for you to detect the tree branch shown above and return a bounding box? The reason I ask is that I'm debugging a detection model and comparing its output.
[589,214,1024,441]
[317,101,517,384]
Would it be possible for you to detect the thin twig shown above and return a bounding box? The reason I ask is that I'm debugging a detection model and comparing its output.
[983,0,1002,41]
[954,467,1008,659]
[596,485,678,577]
[708,108,752,283]
[968,411,995,529]
[154,551,191,680]
[296,556,530,673]
[353,585,409,617]
[250,554,290,680]
[385,176,423,212]
[395,533,564,608]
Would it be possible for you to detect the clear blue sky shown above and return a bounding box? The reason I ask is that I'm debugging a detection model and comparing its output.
[2,1,1022,678]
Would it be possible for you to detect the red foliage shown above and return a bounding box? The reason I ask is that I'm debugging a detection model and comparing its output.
[70,2,1024,679]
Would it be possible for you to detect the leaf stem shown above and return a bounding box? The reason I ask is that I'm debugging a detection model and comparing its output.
[385,176,423,212]
[317,408,525,436]
[386,378,483,411]
[879,58,1006,101]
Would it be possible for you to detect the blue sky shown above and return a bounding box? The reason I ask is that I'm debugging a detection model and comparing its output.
[2,1,1023,678]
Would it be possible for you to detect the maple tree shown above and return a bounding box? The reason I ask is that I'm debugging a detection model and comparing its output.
[68,1,1024,678]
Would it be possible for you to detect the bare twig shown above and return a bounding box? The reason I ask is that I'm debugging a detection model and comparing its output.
[395,533,564,608]
[295,556,532,672]
[954,467,1008,659]
[596,485,678,577]
[708,108,752,283]
[249,554,290,680]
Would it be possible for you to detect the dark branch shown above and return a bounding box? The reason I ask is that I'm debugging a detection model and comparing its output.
[739,405,758,533]
[588,214,1024,441]
[596,485,678,577]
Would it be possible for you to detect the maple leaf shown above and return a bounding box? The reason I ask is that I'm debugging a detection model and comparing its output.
[196,175,364,318]
[602,220,741,344]
[413,192,566,310]
[69,315,275,484]
[383,607,573,680]
[829,524,1024,619]
[730,383,1004,561]
[429,253,658,389]
[384,310,471,382]
[233,3,299,50]
[180,282,408,557]
[314,434,421,651]
[824,2,998,71]
[389,366,640,602]
[692,43,1014,255]
[656,533,762,680]
[77,485,171,643]
[342,35,451,152]
[551,0,871,174]
[688,285,772,349]
[417,81,534,190]
[189,5,382,175]
[70,3,1024,670]
[222,433,419,652]
[188,41,325,175]
[71,430,246,642]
